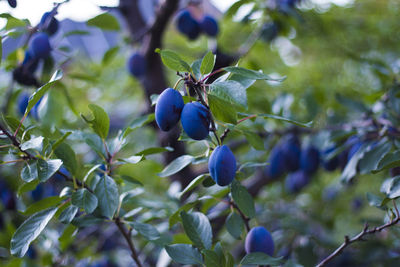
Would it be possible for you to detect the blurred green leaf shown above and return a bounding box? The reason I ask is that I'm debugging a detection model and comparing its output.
[155,49,191,72]
[87,13,120,31]
[231,180,255,218]
[71,189,98,214]
[81,104,110,140]
[240,253,284,265]
[158,155,194,177]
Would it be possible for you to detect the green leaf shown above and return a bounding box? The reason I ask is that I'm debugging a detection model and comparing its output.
[165,244,203,265]
[155,49,191,72]
[366,192,386,208]
[81,104,110,139]
[135,146,173,156]
[21,162,38,182]
[51,131,71,152]
[123,113,155,138]
[17,180,40,196]
[359,141,392,174]
[22,196,62,215]
[191,59,202,79]
[72,215,104,228]
[54,143,78,175]
[372,151,400,173]
[244,131,264,150]
[58,205,79,224]
[37,159,63,182]
[102,46,119,65]
[224,66,285,81]
[335,94,369,113]
[210,80,247,109]
[71,189,98,214]
[383,176,400,199]
[240,253,284,265]
[59,224,77,251]
[158,155,194,177]
[94,175,119,219]
[87,13,120,31]
[26,70,63,116]
[258,113,312,128]
[128,221,160,241]
[226,212,244,239]
[200,51,216,75]
[178,174,208,199]
[341,142,371,183]
[10,207,58,257]
[118,155,144,164]
[226,252,235,267]
[21,136,43,151]
[203,249,222,267]
[231,180,255,218]
[180,211,213,250]
[208,94,237,124]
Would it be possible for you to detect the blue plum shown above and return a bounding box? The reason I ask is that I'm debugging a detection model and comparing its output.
[22,50,40,73]
[281,135,301,172]
[52,166,70,181]
[322,146,340,171]
[285,170,310,193]
[265,144,286,178]
[181,102,211,140]
[127,53,147,78]
[39,12,59,36]
[176,10,201,40]
[245,226,275,256]
[7,0,17,8]
[300,146,320,174]
[347,141,363,161]
[208,145,236,186]
[29,33,52,59]
[200,15,219,37]
[155,88,184,131]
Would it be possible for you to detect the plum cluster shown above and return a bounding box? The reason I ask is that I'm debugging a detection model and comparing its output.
[175,9,219,40]
[265,132,383,193]
[155,88,237,186]
[13,11,59,87]
[265,135,320,193]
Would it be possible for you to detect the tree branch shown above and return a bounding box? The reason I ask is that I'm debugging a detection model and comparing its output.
[316,209,400,267]
[115,218,143,267]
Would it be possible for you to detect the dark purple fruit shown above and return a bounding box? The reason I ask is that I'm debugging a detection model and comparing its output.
[245,226,275,256]
[181,102,211,140]
[155,88,184,131]
[208,145,236,186]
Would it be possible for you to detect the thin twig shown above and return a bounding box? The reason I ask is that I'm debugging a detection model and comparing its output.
[316,213,400,267]
[230,200,251,232]
[115,218,143,267]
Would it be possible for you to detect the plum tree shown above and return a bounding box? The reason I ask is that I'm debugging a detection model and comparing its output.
[300,145,320,174]
[208,145,236,186]
[175,9,201,40]
[155,88,184,131]
[245,226,275,256]
[127,52,146,78]
[200,15,219,37]
[180,102,211,140]
[29,33,52,59]
[39,11,59,36]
